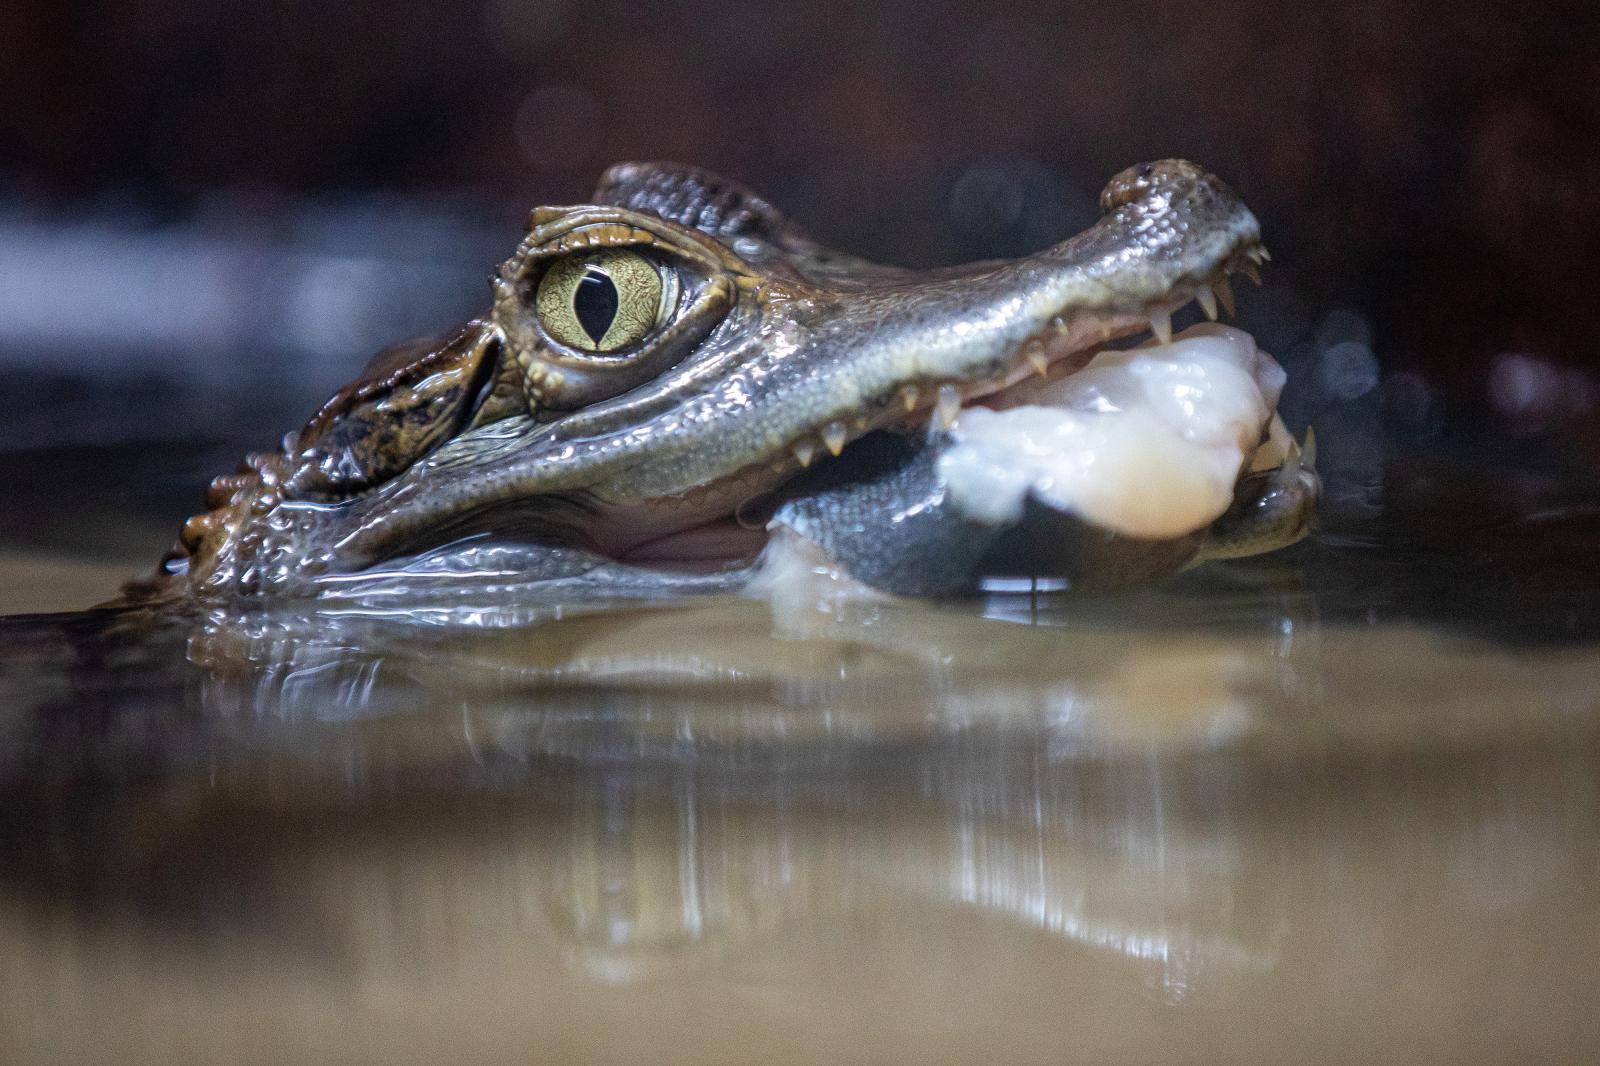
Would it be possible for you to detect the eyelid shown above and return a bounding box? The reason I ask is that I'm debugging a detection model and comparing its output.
[538,224,662,257]
[504,208,758,283]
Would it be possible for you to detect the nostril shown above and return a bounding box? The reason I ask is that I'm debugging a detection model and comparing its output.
[1098,159,1207,213]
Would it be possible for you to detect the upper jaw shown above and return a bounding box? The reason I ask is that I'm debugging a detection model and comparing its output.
[553,162,1267,525]
[767,162,1264,463]
[558,158,1264,500]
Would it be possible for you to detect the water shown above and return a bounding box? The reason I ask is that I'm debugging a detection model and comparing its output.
[2,443,1600,1063]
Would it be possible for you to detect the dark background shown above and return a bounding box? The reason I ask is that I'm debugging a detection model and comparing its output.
[3,0,1599,557]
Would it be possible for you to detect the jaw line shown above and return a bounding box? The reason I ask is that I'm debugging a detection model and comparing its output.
[368,287,1271,575]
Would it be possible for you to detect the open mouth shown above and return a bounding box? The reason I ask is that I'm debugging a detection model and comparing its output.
[587,243,1288,573]
[782,247,1269,470]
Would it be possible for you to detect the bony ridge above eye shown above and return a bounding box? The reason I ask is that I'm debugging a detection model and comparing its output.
[535,249,663,353]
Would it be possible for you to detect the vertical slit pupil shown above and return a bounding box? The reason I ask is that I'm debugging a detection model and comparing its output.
[573,267,620,346]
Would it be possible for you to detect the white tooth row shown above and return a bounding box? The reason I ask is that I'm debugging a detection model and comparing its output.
[1147,245,1268,344]
[782,246,1269,469]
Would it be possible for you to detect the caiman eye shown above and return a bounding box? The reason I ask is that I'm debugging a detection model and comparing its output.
[496,216,741,410]
[535,249,666,353]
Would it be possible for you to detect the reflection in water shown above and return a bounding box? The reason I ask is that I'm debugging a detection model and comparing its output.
[3,539,1600,1062]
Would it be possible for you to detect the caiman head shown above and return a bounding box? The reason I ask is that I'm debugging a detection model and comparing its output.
[142,159,1307,603]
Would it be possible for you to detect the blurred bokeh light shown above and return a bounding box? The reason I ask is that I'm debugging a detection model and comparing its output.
[2,0,1597,476]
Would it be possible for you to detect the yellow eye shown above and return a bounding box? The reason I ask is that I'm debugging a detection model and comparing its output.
[535,249,664,353]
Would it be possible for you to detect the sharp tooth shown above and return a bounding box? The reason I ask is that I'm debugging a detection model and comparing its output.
[899,385,920,412]
[1148,307,1172,345]
[1025,342,1050,377]
[1241,261,1262,285]
[935,385,961,430]
[822,421,847,456]
[1099,321,1114,341]
[1258,246,1272,262]
[793,440,816,467]
[1301,426,1318,469]
[1216,276,1237,317]
[1196,285,1219,321]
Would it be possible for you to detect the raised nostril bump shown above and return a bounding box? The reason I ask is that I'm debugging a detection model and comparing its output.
[1098,159,1207,213]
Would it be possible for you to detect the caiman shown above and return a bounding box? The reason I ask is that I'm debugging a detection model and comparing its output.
[130,159,1317,605]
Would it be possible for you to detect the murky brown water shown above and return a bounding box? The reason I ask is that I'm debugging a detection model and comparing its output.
[2,456,1600,1064]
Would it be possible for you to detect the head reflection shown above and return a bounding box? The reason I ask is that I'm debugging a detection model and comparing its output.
[537,755,1280,1000]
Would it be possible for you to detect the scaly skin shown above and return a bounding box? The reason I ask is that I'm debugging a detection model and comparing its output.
[133,159,1285,602]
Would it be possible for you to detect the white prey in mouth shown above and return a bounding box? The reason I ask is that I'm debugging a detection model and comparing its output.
[938,324,1287,539]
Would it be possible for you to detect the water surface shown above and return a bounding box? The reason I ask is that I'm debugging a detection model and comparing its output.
[1,447,1599,1064]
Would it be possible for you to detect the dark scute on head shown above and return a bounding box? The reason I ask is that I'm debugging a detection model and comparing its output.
[594,161,790,240]
[593,161,909,286]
